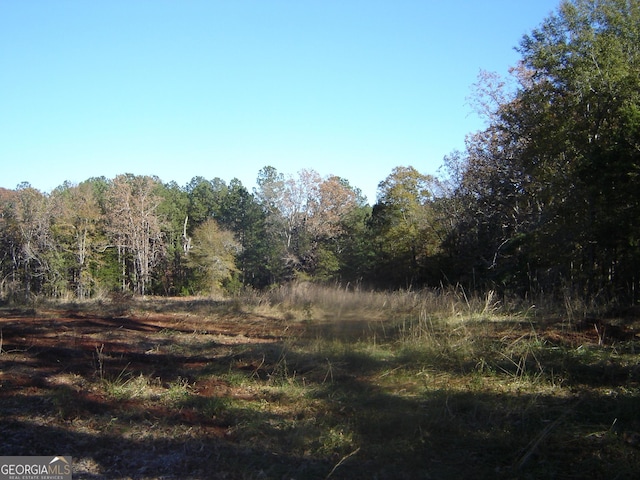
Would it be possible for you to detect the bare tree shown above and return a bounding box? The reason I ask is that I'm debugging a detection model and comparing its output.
[12,186,56,296]
[50,181,102,298]
[106,175,165,295]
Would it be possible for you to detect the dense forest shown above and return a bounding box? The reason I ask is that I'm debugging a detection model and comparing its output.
[1,0,639,304]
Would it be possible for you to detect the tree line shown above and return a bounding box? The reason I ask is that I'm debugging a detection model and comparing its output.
[1,0,638,304]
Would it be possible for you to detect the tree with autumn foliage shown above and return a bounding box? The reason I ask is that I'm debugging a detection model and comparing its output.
[253,167,362,282]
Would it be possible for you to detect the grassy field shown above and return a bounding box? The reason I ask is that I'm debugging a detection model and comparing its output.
[1,284,639,479]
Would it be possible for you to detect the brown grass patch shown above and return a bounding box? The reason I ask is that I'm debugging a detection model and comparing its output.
[1,291,639,479]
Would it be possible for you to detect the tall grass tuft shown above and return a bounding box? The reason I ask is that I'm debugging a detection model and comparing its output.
[239,282,510,323]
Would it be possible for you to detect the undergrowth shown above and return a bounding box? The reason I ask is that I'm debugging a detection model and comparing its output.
[1,284,639,479]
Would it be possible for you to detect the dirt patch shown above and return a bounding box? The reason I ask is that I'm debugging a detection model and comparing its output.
[1,301,639,479]
[0,304,311,479]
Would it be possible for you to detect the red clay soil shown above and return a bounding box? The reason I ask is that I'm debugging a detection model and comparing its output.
[0,303,314,479]
[1,302,638,479]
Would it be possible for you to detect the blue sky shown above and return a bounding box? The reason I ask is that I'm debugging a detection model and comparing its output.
[0,0,559,203]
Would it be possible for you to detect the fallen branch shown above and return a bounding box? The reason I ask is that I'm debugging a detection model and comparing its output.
[326,447,361,479]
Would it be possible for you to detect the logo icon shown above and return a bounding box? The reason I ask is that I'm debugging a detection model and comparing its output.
[0,456,72,480]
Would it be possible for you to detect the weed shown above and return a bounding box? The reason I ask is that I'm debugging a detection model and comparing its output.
[3,286,640,479]
[102,371,148,400]
[267,350,293,385]
[317,426,357,456]
[163,377,192,406]
[302,301,314,321]
[94,344,105,380]
[200,396,230,417]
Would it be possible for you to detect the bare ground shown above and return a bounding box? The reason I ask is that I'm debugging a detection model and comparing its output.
[1,300,311,479]
[1,298,639,479]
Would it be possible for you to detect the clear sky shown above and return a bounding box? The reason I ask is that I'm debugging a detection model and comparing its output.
[0,0,559,203]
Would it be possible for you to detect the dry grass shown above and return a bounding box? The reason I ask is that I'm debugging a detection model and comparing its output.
[1,285,639,479]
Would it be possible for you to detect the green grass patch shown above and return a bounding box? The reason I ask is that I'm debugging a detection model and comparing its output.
[2,287,639,478]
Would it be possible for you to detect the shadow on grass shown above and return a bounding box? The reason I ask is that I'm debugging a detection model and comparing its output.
[2,306,640,479]
[1,415,331,479]
[4,382,637,479]
[189,337,640,478]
